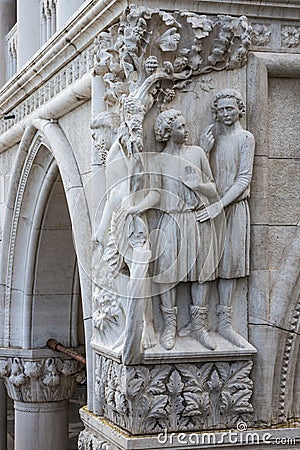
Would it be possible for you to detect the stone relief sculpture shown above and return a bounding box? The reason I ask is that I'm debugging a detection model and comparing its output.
[199,89,255,347]
[91,6,254,363]
[85,6,258,443]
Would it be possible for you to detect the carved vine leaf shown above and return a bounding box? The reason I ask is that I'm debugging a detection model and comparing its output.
[157,27,181,52]
[181,12,213,39]
[93,6,252,114]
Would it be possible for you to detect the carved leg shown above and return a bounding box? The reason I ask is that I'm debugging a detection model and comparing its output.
[216,305,245,348]
[218,278,236,307]
[178,282,211,338]
[190,305,216,350]
[142,298,157,350]
[160,305,177,350]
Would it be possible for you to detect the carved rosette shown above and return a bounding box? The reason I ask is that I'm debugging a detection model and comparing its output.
[281,26,300,48]
[94,355,254,435]
[78,429,120,450]
[252,24,272,47]
[0,356,84,402]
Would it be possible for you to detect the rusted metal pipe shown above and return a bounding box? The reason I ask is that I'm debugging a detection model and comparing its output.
[47,338,86,365]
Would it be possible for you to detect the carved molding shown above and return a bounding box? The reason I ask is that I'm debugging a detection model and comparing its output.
[278,300,300,420]
[95,355,253,435]
[0,356,84,402]
[4,136,44,344]
[251,23,300,49]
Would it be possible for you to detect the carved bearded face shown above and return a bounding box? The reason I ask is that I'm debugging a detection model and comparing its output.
[170,115,188,144]
[215,97,240,126]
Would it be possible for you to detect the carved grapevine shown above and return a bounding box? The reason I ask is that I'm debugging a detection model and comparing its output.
[93,6,252,156]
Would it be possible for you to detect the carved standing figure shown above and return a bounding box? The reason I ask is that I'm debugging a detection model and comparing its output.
[199,89,255,347]
[152,110,221,351]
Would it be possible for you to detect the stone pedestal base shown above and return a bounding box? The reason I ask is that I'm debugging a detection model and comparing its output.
[94,354,255,435]
[15,400,69,450]
[79,408,300,450]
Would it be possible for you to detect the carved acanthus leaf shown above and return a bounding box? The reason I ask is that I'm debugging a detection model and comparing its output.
[95,356,254,434]
[0,357,83,402]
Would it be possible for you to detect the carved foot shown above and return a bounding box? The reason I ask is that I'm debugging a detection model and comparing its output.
[160,306,177,350]
[216,305,245,348]
[142,320,157,350]
[190,305,216,350]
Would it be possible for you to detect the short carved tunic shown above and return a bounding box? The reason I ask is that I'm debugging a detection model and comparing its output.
[151,147,219,284]
[209,129,255,279]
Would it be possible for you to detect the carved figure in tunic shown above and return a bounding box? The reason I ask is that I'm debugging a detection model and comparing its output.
[153,110,220,351]
[123,109,220,351]
[199,89,255,347]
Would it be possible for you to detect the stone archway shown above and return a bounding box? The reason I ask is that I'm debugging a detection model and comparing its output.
[0,124,91,450]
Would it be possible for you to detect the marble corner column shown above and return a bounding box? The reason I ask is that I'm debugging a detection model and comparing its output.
[0,353,83,450]
[0,381,7,450]
[14,400,68,450]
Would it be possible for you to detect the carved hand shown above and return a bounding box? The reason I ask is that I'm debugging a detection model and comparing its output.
[180,171,201,191]
[200,124,215,153]
[196,201,223,222]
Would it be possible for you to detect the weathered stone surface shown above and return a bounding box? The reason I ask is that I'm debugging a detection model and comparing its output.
[268,159,300,225]
[268,78,300,159]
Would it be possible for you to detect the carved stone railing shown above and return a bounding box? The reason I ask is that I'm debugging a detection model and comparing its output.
[0,44,94,135]
[6,23,17,80]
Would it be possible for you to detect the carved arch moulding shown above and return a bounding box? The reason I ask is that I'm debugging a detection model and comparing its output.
[0,119,92,352]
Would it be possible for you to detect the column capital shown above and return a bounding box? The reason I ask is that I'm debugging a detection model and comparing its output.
[0,355,84,402]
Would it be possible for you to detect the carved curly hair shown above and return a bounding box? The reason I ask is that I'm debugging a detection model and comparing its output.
[212,89,246,120]
[154,109,182,142]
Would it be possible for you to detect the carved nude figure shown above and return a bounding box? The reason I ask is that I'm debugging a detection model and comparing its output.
[199,89,255,347]
[92,113,158,362]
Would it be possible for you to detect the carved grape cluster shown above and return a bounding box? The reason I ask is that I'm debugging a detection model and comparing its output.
[145,56,158,74]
